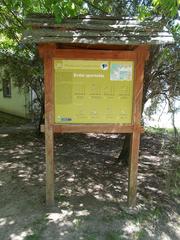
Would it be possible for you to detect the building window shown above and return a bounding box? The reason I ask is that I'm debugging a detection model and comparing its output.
[3,79,11,98]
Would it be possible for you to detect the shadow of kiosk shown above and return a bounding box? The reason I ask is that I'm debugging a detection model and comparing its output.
[23,14,174,207]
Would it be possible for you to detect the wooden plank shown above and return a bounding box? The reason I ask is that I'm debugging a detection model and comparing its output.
[56,43,136,50]
[40,124,144,133]
[45,124,54,206]
[41,44,56,206]
[23,34,174,45]
[25,17,164,29]
[38,43,56,58]
[35,46,137,59]
[134,46,149,121]
[26,16,140,24]
[63,15,138,20]
[24,29,171,38]
[54,124,133,133]
[128,130,140,206]
[28,22,163,32]
[28,13,164,22]
[53,48,136,60]
[25,22,166,32]
[128,46,149,206]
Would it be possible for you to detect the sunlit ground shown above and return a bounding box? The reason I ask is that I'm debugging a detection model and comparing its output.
[0,131,179,240]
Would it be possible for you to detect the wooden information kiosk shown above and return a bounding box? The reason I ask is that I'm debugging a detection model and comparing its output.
[23,14,174,206]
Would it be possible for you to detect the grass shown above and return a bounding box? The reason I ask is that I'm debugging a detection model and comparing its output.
[145,126,180,155]
[136,229,149,240]
[86,236,97,240]
[25,234,40,240]
[145,126,180,135]
[167,165,180,197]
[0,111,30,127]
[105,232,124,240]
[145,126,167,134]
[24,216,48,240]
[133,206,164,224]
[175,144,180,155]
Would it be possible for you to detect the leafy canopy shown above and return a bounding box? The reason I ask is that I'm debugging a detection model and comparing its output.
[0,0,179,43]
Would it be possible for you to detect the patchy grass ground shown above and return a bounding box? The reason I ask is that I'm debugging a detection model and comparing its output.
[0,116,179,239]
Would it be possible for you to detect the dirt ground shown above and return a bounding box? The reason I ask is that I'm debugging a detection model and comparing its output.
[0,128,179,240]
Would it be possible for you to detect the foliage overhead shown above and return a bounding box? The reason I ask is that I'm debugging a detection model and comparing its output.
[0,0,179,44]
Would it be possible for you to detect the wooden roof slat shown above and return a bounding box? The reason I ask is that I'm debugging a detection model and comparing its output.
[25,19,164,28]
[26,18,158,25]
[24,29,171,38]
[22,14,174,45]
[23,35,174,45]
[27,23,164,33]
[26,14,139,21]
[25,15,164,29]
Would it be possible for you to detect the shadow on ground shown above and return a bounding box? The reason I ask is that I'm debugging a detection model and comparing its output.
[0,131,179,240]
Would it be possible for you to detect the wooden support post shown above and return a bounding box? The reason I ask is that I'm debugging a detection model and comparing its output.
[45,125,54,206]
[128,130,140,206]
[128,46,149,206]
[39,44,56,206]
[45,54,54,206]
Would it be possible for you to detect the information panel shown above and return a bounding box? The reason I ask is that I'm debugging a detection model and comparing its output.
[54,60,134,124]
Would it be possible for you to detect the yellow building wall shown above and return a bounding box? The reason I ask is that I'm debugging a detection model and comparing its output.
[0,82,29,118]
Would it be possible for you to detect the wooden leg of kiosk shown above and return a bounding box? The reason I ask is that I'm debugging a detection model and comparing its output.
[45,126,54,206]
[128,130,140,206]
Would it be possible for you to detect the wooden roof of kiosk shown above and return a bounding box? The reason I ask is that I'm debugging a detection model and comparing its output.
[23,14,174,207]
[23,14,174,46]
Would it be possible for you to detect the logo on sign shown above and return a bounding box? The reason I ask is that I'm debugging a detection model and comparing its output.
[58,116,72,122]
[101,63,108,70]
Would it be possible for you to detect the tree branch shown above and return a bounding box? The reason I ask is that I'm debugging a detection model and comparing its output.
[83,0,109,14]
[1,0,25,29]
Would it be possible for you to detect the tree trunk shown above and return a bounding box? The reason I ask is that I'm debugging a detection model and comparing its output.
[116,46,159,166]
[37,102,44,135]
[117,134,131,166]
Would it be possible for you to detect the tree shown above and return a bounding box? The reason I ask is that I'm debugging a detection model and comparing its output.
[0,0,88,131]
[0,0,179,142]
[117,1,180,165]
[118,41,180,165]
[0,44,44,132]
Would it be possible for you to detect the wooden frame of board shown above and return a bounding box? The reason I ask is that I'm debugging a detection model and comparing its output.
[38,43,149,207]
